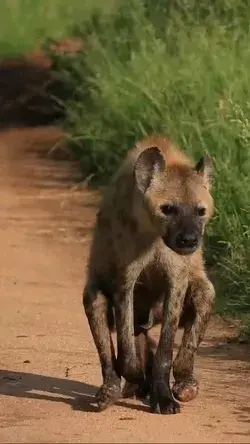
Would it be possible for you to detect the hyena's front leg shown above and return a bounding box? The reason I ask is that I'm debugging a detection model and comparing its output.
[150,275,188,415]
[83,284,121,410]
[172,277,215,402]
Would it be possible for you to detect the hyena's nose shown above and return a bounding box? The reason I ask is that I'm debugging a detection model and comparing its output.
[176,232,198,249]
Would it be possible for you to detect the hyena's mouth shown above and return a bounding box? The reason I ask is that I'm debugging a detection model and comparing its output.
[172,245,198,255]
[162,235,199,256]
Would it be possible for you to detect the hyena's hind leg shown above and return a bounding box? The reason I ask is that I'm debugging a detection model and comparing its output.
[122,316,157,399]
[122,331,148,399]
[83,284,121,410]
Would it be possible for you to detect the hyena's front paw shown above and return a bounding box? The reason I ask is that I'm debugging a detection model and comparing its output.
[150,381,181,415]
[172,376,199,402]
[95,377,121,411]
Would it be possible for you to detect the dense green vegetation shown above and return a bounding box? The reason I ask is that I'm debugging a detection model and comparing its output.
[0,0,115,55]
[1,0,250,326]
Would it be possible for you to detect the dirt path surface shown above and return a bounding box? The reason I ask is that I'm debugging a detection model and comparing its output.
[0,127,250,443]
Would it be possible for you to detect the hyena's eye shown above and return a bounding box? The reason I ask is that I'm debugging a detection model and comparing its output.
[160,204,179,216]
[196,206,206,217]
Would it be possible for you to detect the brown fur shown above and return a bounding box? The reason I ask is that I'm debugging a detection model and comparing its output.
[83,135,215,414]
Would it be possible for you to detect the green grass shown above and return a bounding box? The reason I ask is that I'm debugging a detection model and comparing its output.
[0,0,116,55]
[53,0,250,323]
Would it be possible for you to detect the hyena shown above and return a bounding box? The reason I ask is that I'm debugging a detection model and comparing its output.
[83,135,215,414]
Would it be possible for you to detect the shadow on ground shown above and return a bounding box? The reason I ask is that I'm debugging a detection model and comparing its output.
[0,369,98,412]
[0,369,151,414]
[198,340,250,363]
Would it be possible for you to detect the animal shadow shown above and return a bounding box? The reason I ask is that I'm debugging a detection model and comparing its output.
[0,369,150,413]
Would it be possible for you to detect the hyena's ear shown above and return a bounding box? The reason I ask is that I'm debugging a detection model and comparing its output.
[134,146,165,193]
[195,153,213,188]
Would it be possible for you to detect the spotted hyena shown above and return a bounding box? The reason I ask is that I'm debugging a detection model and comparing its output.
[83,135,215,414]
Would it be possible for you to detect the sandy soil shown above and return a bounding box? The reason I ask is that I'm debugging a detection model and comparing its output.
[0,127,250,443]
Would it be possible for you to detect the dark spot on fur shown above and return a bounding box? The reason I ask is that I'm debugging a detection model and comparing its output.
[129,218,138,233]
[174,299,179,309]
[117,208,128,225]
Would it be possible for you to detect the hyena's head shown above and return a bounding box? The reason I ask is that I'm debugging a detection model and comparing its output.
[133,145,214,255]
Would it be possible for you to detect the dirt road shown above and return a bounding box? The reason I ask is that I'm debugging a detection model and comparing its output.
[0,127,250,443]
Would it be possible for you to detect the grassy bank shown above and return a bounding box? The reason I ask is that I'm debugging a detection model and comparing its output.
[55,0,250,325]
